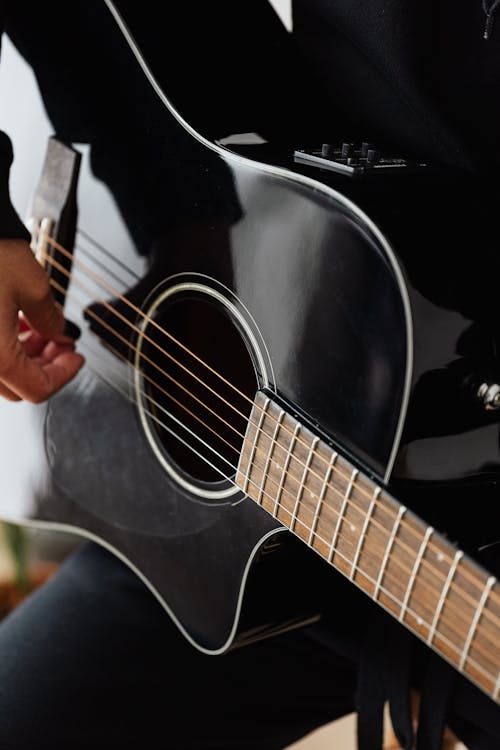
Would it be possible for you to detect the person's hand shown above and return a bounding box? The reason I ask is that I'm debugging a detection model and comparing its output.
[0,238,84,402]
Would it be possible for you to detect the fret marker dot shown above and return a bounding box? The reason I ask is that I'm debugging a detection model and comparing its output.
[310,492,315,499]
[417,617,423,626]
[350,524,356,532]
[275,463,281,470]
[437,552,444,563]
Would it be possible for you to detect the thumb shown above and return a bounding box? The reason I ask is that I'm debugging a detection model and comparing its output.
[17,272,65,340]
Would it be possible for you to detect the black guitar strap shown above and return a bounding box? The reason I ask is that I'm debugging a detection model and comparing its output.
[415,653,456,750]
[355,608,459,750]
[387,629,414,750]
[356,611,414,750]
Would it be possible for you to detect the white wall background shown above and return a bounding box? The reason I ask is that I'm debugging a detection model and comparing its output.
[269,0,292,30]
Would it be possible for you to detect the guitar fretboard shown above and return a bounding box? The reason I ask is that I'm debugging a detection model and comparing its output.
[235,391,500,704]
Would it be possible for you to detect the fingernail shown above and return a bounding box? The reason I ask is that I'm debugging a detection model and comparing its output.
[63,318,82,340]
[18,329,33,343]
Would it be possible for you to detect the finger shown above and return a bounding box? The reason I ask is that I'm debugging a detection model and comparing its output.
[19,329,76,361]
[18,274,65,340]
[18,327,50,358]
[1,342,84,403]
[19,314,81,356]
[0,382,21,402]
[33,340,76,366]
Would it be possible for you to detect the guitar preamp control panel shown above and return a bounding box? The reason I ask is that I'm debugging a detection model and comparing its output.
[294,141,429,177]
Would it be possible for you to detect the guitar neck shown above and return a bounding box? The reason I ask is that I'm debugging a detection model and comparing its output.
[236,391,500,705]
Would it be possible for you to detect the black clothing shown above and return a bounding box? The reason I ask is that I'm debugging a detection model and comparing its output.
[4,0,500,232]
[1,2,500,748]
[0,130,29,241]
[0,542,357,750]
[0,541,499,750]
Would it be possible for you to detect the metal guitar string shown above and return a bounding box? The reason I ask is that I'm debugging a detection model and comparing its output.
[77,228,140,281]
[49,282,500,685]
[79,339,235,470]
[79,319,500,663]
[46,271,500,665]
[78,323,500,669]
[103,0,500,675]
[68,285,239,456]
[48,245,251,422]
[75,237,138,291]
[45,236,488,568]
[42,246,500,640]
[45,235,500,602]
[40,241,500,616]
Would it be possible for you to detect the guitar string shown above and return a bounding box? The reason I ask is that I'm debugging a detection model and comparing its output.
[77,342,238,480]
[76,237,138,291]
[46,255,247,439]
[44,232,492,588]
[53,296,500,682]
[65,278,239,457]
[46,235,253,416]
[79,338,235,471]
[43,234,499,603]
[42,238,415,496]
[48,274,500,655]
[75,319,500,667]
[73,340,498,693]
[77,228,141,281]
[42,253,500,621]
[43,253,500,628]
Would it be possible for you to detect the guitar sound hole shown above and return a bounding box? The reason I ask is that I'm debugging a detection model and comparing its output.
[139,296,257,489]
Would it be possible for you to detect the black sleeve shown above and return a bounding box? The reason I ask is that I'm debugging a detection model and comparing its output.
[0,0,31,244]
[0,130,30,242]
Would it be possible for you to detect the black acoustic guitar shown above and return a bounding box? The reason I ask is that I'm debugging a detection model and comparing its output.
[0,1,499,710]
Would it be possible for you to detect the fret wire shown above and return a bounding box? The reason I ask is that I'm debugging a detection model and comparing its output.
[494,672,500,701]
[399,526,434,623]
[245,397,497,617]
[349,486,380,581]
[374,504,407,601]
[273,422,301,518]
[328,468,358,563]
[90,292,495,626]
[274,463,500,674]
[238,386,493,595]
[241,397,270,493]
[248,392,434,558]
[298,506,494,697]
[86,328,484,652]
[300,456,499,673]
[427,550,463,646]
[459,575,497,671]
[290,436,319,532]
[316,514,496,686]
[238,428,499,690]
[307,451,338,546]
[247,408,500,647]
[276,493,499,689]
[272,422,498,618]
[239,398,500,682]
[256,408,285,506]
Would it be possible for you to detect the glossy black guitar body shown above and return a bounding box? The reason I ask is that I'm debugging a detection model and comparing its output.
[0,1,499,654]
